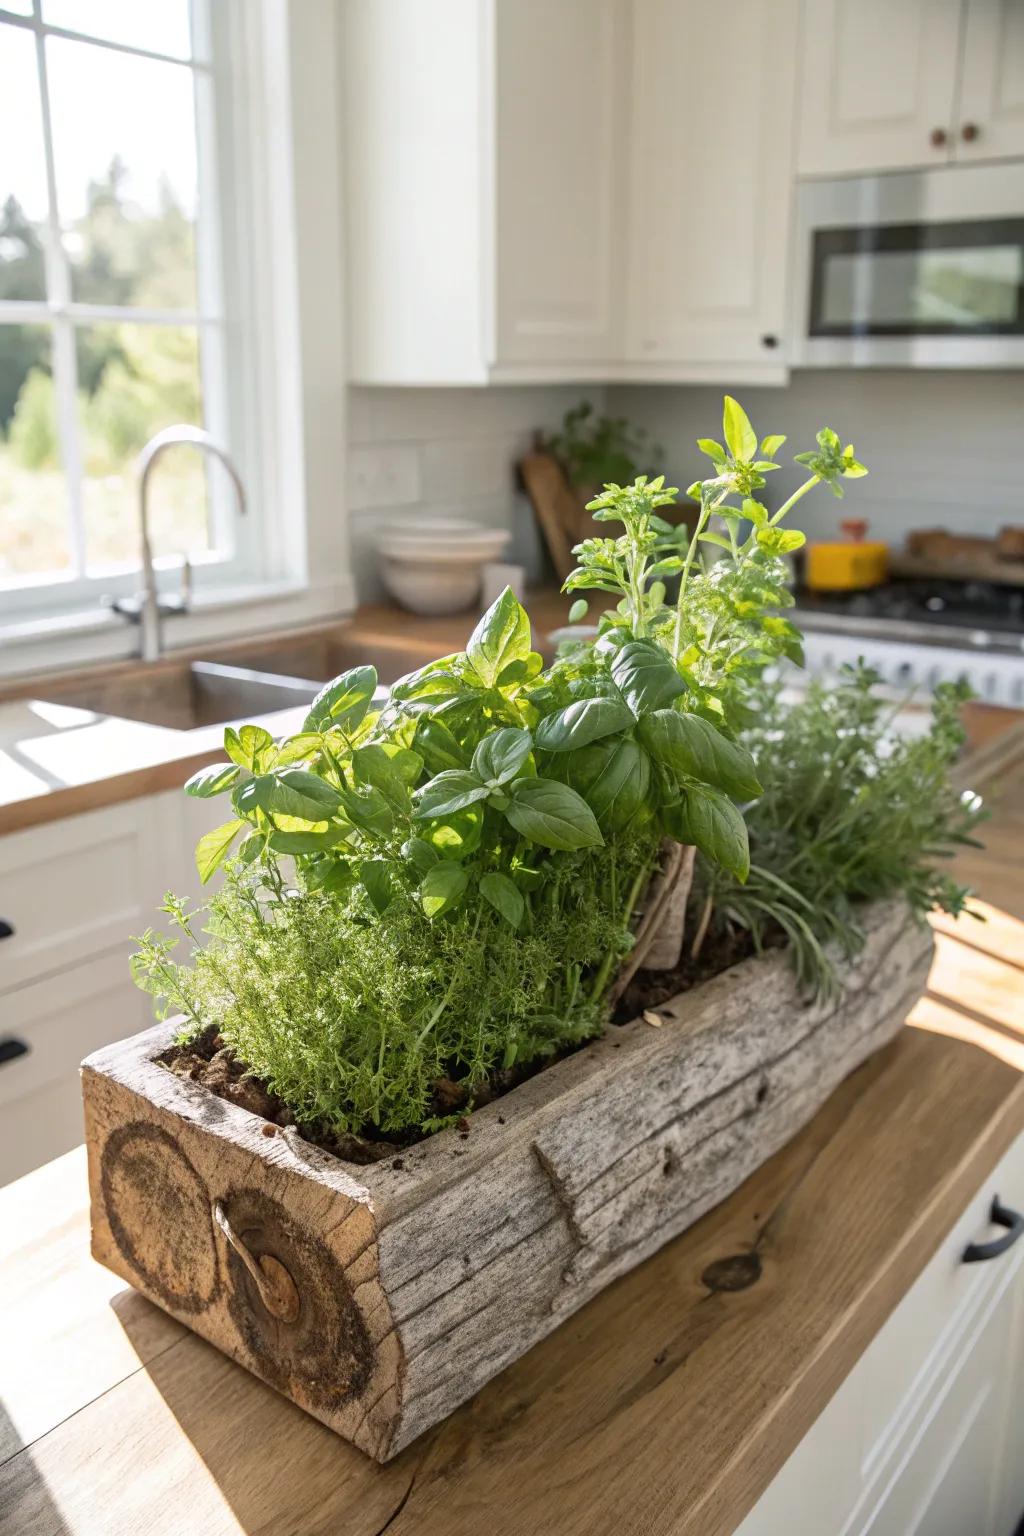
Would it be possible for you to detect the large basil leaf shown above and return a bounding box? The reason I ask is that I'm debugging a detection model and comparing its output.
[401,835,439,875]
[194,819,244,883]
[638,710,762,799]
[352,744,412,815]
[665,787,749,882]
[268,824,351,855]
[479,871,525,929]
[303,665,378,733]
[272,732,323,767]
[535,694,635,752]
[414,717,466,774]
[419,861,469,918]
[414,769,490,820]
[466,587,532,687]
[610,640,687,716]
[337,783,394,837]
[504,777,603,850]
[561,737,651,832]
[223,724,275,773]
[185,761,241,798]
[361,858,394,914]
[256,769,344,821]
[471,727,532,785]
[422,804,483,862]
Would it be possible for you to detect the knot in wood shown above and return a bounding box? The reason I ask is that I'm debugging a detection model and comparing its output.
[701,1252,762,1293]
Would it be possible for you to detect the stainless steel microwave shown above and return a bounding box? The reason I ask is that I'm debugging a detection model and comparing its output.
[790,164,1024,367]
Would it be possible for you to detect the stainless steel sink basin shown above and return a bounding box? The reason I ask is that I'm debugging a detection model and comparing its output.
[40,660,319,731]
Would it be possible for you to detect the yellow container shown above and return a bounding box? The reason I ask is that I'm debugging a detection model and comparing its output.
[805,533,888,592]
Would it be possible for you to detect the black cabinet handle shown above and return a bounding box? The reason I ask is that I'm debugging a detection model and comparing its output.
[963,1196,1024,1263]
[0,1037,30,1067]
[761,333,779,349]
[0,919,14,940]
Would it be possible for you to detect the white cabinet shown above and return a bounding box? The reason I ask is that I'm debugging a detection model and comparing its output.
[493,0,627,372]
[737,1131,1024,1536]
[798,0,1024,177]
[344,0,797,386]
[0,789,222,1187]
[624,0,797,379]
[960,1,1024,163]
[344,0,626,385]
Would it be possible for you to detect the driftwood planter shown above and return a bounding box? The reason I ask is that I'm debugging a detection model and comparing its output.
[82,898,933,1462]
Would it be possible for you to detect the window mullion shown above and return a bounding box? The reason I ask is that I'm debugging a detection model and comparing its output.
[33,5,87,578]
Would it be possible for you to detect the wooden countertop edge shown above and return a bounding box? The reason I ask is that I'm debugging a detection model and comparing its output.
[0,748,225,838]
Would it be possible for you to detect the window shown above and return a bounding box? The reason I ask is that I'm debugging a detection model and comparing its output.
[0,0,253,611]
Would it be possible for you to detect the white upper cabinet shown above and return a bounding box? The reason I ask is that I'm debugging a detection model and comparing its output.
[797,0,963,177]
[344,0,800,385]
[624,0,798,379]
[343,0,626,384]
[492,0,626,373]
[798,0,1024,177]
[959,0,1024,162]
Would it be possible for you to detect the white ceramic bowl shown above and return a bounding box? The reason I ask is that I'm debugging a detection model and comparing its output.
[375,519,511,615]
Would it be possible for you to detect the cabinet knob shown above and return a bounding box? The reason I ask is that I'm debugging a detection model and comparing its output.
[761,333,779,350]
[961,122,980,143]
[929,126,948,148]
[0,919,13,940]
[0,1038,30,1068]
[963,1195,1024,1263]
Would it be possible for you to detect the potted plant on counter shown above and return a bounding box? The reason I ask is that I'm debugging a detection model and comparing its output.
[82,399,981,1462]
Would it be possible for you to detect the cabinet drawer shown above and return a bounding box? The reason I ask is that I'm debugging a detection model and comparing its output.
[856,1133,1024,1481]
[856,1238,1024,1535]
[0,951,152,1125]
[0,803,161,993]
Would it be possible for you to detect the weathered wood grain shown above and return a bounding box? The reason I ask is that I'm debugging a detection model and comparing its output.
[82,896,933,1460]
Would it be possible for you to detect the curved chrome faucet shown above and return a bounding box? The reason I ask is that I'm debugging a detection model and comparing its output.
[110,425,247,663]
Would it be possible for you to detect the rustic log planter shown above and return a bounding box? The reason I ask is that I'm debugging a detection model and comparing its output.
[82,897,933,1462]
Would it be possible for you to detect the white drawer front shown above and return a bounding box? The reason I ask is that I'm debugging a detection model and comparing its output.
[0,951,152,1145]
[856,1133,1024,1485]
[737,1131,1024,1536]
[855,1241,1024,1536]
[0,803,162,992]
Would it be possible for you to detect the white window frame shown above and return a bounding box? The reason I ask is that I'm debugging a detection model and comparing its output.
[0,0,315,628]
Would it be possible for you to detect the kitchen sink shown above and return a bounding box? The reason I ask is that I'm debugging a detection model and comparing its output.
[38,660,320,732]
[17,619,438,734]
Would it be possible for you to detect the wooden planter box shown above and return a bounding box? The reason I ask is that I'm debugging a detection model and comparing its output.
[82,898,932,1462]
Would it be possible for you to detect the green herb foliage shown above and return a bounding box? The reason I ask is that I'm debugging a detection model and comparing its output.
[544,399,663,490]
[132,395,888,1139]
[689,665,985,1002]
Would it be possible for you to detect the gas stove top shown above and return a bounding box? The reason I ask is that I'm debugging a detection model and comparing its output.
[795,579,1024,637]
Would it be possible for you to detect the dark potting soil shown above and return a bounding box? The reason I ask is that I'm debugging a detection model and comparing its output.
[158,923,759,1166]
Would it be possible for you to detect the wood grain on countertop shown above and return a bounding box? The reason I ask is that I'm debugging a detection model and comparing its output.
[1,735,1023,1536]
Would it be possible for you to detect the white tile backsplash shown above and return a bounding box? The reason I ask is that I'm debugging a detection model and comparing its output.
[347,384,597,598]
[346,443,421,511]
[606,372,1024,547]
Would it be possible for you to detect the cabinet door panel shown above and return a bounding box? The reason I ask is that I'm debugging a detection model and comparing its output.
[797,0,963,176]
[625,0,798,372]
[0,954,153,1185]
[0,802,162,993]
[958,0,1024,161]
[494,0,625,365]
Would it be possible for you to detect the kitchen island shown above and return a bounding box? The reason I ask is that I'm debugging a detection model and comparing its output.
[1,724,1023,1536]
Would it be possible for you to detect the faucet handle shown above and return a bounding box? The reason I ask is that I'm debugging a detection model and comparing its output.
[179,555,193,610]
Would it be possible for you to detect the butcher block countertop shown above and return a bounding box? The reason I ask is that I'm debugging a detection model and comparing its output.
[2,730,1024,1534]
